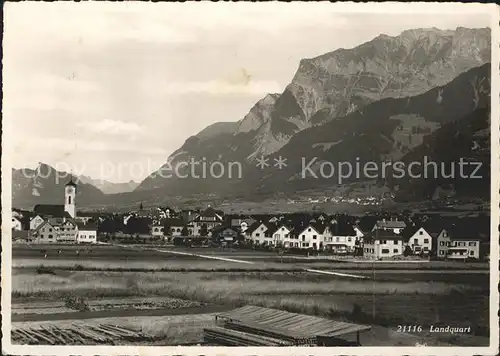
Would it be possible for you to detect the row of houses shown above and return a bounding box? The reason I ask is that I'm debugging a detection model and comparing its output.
[155,212,488,260]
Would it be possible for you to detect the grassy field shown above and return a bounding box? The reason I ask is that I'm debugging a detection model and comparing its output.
[12,245,490,271]
[12,268,489,335]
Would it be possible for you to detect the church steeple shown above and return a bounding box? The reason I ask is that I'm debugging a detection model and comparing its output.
[64,178,77,218]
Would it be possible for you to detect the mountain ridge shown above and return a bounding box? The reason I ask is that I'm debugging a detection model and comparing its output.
[137,26,490,196]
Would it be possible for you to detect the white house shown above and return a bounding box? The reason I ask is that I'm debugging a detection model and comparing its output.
[12,216,23,231]
[372,219,406,234]
[437,228,480,260]
[77,222,97,244]
[407,227,433,255]
[30,215,45,231]
[33,221,57,244]
[247,222,269,245]
[294,224,325,250]
[56,219,78,243]
[323,224,358,254]
[151,224,164,238]
[269,224,292,247]
[363,230,404,260]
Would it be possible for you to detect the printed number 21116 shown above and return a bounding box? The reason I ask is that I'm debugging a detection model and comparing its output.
[397,325,423,333]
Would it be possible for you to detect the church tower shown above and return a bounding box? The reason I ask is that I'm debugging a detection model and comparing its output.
[64,179,77,218]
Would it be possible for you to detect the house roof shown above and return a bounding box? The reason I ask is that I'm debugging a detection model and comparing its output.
[33,205,72,218]
[265,224,279,236]
[448,223,488,241]
[65,178,77,187]
[212,225,239,235]
[34,220,55,233]
[247,221,268,234]
[402,225,422,240]
[329,223,356,236]
[374,219,407,229]
[295,223,324,236]
[162,218,184,226]
[47,217,65,226]
[355,216,379,233]
[364,229,404,243]
[76,222,97,230]
[12,230,29,239]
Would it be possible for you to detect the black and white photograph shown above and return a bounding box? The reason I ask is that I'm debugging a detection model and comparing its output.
[2,2,499,355]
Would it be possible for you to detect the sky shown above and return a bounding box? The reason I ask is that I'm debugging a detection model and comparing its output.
[3,2,493,183]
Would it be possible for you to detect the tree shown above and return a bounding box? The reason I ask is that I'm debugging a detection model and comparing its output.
[200,224,208,237]
[403,245,413,257]
[163,221,171,236]
[181,226,189,237]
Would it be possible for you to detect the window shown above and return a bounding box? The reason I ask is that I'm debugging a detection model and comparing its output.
[393,249,398,253]
[49,228,53,232]
[313,235,317,239]
[380,240,387,244]
[347,237,352,242]
[423,247,429,251]
[255,233,260,237]
[308,228,311,232]
[302,235,305,241]
[68,196,72,205]
[458,242,466,247]
[382,249,389,254]
[469,242,476,246]
[48,234,53,239]
[470,251,475,256]
[336,237,340,242]
[413,239,418,245]
[424,239,429,243]
[440,250,444,255]
[281,227,285,231]
[419,230,423,235]
[440,241,444,246]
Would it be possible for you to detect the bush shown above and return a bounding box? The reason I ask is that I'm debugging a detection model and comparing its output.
[36,265,55,275]
[64,294,90,312]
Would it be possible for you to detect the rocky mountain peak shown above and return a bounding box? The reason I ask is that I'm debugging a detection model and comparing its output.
[235,93,280,134]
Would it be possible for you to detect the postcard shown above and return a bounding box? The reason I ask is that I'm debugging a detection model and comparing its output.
[2,1,499,355]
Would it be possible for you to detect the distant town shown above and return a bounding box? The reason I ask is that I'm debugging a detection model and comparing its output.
[11,179,491,261]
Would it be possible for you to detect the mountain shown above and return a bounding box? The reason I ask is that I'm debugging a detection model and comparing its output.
[137,27,491,198]
[12,163,106,210]
[195,122,239,140]
[255,63,491,195]
[75,175,139,194]
[393,106,490,202]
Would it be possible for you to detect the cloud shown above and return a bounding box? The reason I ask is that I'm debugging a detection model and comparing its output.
[76,119,145,136]
[16,136,167,155]
[163,70,282,96]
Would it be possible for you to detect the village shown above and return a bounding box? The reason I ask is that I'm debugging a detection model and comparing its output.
[11,179,491,261]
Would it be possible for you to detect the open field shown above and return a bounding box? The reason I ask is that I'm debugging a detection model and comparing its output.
[10,243,491,346]
[12,245,490,271]
[12,269,489,341]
